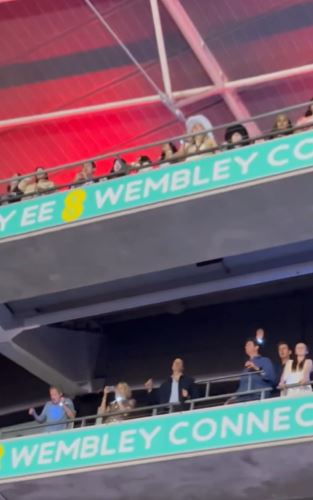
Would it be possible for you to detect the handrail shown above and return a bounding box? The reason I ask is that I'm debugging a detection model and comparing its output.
[1,378,311,438]
[0,402,176,437]
[0,387,268,438]
[0,370,280,439]
[196,370,264,384]
[186,387,273,411]
[0,98,312,187]
[0,120,311,206]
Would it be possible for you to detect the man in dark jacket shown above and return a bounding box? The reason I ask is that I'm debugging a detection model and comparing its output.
[144,358,198,409]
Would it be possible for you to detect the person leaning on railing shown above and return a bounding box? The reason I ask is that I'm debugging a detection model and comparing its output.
[174,115,217,160]
[224,124,251,149]
[270,114,293,139]
[158,142,177,167]
[227,338,276,404]
[5,173,23,204]
[131,155,153,173]
[74,161,97,185]
[97,382,136,423]
[19,167,55,196]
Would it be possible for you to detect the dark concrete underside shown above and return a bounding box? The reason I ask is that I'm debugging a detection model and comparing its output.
[2,169,313,304]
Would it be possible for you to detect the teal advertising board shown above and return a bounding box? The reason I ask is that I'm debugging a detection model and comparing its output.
[0,395,313,481]
[0,131,313,241]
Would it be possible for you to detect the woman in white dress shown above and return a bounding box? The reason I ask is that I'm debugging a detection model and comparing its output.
[280,342,312,397]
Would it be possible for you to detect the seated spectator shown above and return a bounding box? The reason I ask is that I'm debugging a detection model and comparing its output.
[131,155,153,172]
[177,115,217,158]
[36,167,55,193]
[111,158,129,176]
[6,173,23,203]
[279,342,313,397]
[19,167,55,195]
[28,386,76,433]
[97,382,135,423]
[145,358,198,410]
[296,98,313,130]
[74,161,96,184]
[229,339,276,403]
[270,114,293,139]
[224,124,250,149]
[159,142,178,164]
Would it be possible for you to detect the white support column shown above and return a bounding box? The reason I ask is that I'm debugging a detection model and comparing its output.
[161,0,261,136]
[150,0,172,97]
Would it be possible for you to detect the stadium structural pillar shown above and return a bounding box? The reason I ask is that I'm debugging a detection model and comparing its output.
[0,305,101,397]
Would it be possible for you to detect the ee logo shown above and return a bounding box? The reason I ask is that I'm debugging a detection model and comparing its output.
[0,444,4,467]
[61,190,86,222]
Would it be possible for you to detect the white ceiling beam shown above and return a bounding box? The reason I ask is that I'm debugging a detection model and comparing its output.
[0,89,213,130]
[150,0,172,98]
[177,62,313,108]
[1,58,313,131]
[1,2,313,132]
[161,0,261,136]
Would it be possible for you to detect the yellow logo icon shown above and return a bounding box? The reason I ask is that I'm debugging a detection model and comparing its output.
[61,189,87,222]
[0,444,5,466]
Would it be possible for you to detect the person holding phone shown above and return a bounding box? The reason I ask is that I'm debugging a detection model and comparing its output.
[97,382,135,423]
[29,386,76,433]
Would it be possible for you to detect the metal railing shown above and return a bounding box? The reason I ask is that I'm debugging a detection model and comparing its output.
[1,98,312,200]
[0,369,284,439]
[0,120,310,206]
[197,370,265,398]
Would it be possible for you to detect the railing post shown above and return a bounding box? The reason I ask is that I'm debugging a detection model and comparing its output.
[247,373,252,392]
[205,381,210,398]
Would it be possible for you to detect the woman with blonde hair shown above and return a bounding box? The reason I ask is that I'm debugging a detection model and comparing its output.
[97,382,135,423]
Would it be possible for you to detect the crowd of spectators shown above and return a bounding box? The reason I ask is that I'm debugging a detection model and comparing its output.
[2,99,313,206]
[27,334,312,433]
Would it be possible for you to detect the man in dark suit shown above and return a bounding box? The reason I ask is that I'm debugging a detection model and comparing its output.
[144,358,198,409]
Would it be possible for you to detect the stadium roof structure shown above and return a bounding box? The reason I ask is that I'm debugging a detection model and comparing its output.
[0,0,313,177]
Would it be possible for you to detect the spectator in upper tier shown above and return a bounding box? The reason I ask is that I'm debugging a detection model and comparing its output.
[229,338,276,403]
[132,155,153,172]
[159,142,178,164]
[279,342,313,397]
[19,167,55,195]
[277,341,292,383]
[296,98,313,130]
[224,124,250,149]
[74,161,96,184]
[144,358,199,409]
[97,382,135,423]
[6,173,23,203]
[111,158,129,176]
[270,114,293,139]
[176,115,217,160]
[28,386,76,433]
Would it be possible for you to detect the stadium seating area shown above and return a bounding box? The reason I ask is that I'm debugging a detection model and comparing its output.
[2,100,313,205]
